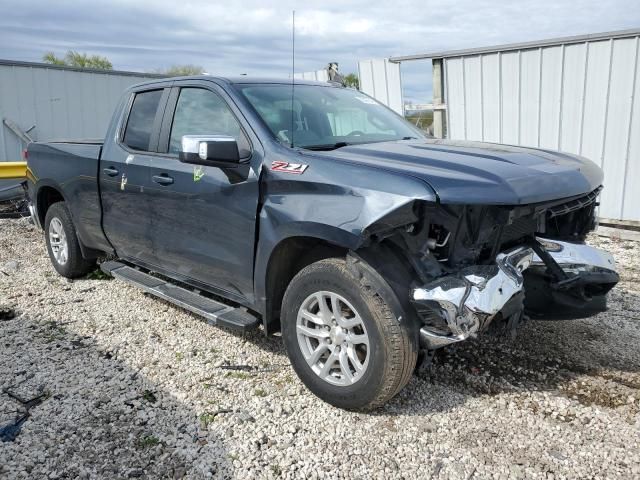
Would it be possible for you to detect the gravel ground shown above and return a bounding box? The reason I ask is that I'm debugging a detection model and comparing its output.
[1,217,639,479]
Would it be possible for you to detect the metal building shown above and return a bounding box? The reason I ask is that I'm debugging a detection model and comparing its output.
[357,59,404,115]
[0,60,160,162]
[360,29,640,224]
[294,69,329,82]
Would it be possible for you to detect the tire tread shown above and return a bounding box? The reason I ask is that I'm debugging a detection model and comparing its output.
[45,202,95,278]
[282,257,417,410]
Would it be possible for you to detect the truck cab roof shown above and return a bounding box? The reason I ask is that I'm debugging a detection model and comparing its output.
[128,75,342,90]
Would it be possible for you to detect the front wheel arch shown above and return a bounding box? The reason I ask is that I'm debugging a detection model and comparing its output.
[263,236,348,334]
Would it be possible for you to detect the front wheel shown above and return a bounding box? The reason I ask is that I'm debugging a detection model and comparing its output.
[281,258,418,410]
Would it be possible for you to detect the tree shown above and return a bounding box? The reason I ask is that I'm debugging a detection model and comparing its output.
[343,73,359,89]
[43,51,112,70]
[161,65,205,76]
[42,52,66,66]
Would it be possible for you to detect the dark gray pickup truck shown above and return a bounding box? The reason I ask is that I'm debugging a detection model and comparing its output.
[26,76,619,409]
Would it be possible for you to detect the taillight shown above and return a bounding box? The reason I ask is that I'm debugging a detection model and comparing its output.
[22,149,28,161]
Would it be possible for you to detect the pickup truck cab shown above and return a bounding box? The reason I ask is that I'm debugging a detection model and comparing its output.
[26,76,619,409]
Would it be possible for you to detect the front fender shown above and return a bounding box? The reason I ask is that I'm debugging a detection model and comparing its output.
[253,155,437,317]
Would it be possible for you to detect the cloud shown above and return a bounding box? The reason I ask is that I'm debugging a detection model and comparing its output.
[0,0,638,102]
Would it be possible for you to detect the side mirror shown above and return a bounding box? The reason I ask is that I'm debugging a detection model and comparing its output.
[179,135,240,167]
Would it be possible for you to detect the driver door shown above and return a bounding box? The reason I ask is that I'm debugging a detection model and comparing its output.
[145,82,260,304]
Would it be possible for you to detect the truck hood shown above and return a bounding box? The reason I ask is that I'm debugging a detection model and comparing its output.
[314,139,603,205]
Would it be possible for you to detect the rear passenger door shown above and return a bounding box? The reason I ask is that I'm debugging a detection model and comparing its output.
[100,85,171,265]
[145,81,261,304]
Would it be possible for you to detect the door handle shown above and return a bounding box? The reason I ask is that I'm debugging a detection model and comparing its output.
[153,174,174,185]
[103,166,119,176]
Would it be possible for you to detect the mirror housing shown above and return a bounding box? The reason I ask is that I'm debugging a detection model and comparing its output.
[179,135,240,167]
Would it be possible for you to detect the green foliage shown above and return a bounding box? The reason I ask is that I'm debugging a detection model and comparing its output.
[43,51,113,70]
[136,435,160,449]
[161,65,205,76]
[85,268,112,280]
[42,52,66,66]
[273,374,294,387]
[343,73,359,89]
[199,411,218,427]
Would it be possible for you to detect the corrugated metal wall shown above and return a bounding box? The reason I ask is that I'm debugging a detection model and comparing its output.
[294,69,329,82]
[444,33,640,222]
[357,59,404,115]
[0,61,158,162]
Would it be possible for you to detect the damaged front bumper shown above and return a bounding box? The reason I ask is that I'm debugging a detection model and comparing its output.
[413,246,534,349]
[412,238,619,349]
[533,238,616,271]
[525,237,619,316]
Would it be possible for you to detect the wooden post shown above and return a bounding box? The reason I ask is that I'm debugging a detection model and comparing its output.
[432,58,445,138]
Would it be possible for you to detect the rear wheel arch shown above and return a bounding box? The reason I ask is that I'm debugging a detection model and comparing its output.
[44,202,96,278]
[35,186,102,260]
[35,185,65,228]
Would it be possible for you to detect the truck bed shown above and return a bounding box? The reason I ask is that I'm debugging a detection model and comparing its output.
[28,140,109,253]
[43,139,104,145]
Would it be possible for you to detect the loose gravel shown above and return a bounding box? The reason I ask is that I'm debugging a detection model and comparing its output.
[1,217,639,479]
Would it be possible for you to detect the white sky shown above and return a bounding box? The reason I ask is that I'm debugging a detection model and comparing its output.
[1,0,638,102]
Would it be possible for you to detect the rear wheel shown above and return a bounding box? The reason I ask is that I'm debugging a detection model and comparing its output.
[281,257,417,410]
[45,202,95,278]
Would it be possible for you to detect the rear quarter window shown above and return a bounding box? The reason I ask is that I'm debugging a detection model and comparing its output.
[123,89,163,151]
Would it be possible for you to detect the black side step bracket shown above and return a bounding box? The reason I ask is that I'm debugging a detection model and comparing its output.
[100,261,260,332]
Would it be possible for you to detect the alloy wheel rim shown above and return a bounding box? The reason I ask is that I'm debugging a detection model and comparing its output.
[296,291,370,386]
[49,217,69,265]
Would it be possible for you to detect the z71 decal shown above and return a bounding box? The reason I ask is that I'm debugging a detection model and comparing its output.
[271,160,308,174]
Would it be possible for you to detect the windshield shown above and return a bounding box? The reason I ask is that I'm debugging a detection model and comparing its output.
[236,84,424,149]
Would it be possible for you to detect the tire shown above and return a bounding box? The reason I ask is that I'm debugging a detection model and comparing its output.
[281,257,418,410]
[44,202,95,278]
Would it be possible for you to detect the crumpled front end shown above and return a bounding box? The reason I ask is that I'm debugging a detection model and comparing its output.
[413,246,533,349]
[412,238,619,349]
[355,186,618,349]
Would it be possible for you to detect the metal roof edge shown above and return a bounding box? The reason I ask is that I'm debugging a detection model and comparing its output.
[389,28,640,62]
[0,58,166,78]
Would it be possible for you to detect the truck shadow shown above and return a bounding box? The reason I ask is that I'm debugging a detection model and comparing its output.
[391,286,640,414]
[0,312,232,479]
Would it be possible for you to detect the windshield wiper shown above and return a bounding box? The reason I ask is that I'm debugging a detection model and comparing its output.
[302,137,418,150]
[301,142,350,151]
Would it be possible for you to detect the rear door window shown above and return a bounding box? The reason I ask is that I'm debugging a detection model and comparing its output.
[123,89,164,151]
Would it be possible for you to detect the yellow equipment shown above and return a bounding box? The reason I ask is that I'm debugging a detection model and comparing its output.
[0,162,27,180]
